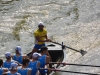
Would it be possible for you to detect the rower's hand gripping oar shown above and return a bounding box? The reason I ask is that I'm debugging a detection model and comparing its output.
[47,62,100,67]
[39,68,99,75]
[52,42,87,56]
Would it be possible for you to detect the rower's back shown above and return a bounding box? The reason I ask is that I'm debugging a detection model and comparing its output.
[38,46,51,75]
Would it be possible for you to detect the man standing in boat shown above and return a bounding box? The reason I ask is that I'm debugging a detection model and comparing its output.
[31,22,52,54]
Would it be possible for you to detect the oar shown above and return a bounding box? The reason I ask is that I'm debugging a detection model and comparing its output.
[52,42,87,56]
[47,62,100,67]
[39,68,99,75]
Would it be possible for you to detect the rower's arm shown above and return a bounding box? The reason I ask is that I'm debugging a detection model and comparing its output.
[35,36,50,42]
[11,55,14,59]
[45,51,52,62]
[46,56,50,64]
[27,68,32,75]
[45,35,48,39]
[14,61,22,66]
[3,68,8,73]
[37,62,41,75]
[46,56,52,74]
[22,55,28,59]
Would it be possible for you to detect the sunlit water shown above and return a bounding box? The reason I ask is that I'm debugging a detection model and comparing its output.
[0,0,100,75]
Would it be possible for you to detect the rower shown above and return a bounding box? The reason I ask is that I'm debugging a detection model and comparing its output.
[28,52,40,75]
[0,58,8,75]
[3,52,21,69]
[38,46,51,75]
[30,22,52,58]
[12,46,28,64]
[4,62,21,75]
[18,58,32,75]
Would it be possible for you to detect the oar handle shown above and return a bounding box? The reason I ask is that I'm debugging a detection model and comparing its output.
[39,68,99,75]
[51,41,66,49]
[52,42,79,51]
[47,62,100,67]
[66,46,80,52]
[52,42,62,45]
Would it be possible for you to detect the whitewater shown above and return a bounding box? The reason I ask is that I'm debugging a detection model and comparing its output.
[0,0,100,75]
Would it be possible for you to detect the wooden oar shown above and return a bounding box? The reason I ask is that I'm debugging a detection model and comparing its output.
[39,68,99,75]
[47,62,100,67]
[52,42,87,56]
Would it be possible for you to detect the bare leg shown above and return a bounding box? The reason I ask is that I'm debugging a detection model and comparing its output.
[32,48,38,53]
[29,48,38,59]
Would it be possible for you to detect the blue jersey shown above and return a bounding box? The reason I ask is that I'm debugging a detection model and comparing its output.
[0,68,3,75]
[28,61,39,75]
[7,71,20,75]
[3,60,14,69]
[38,55,47,74]
[18,68,28,75]
[13,55,23,64]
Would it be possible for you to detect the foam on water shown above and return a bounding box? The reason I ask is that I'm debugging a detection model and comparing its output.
[0,0,100,74]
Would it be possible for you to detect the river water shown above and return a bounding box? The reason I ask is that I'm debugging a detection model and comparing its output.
[0,0,100,75]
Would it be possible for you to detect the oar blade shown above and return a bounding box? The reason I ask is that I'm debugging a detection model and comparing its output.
[52,41,87,56]
[80,50,87,56]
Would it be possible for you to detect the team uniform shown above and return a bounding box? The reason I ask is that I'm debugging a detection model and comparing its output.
[0,68,3,75]
[7,71,20,75]
[13,54,23,64]
[38,54,47,75]
[28,61,39,75]
[18,68,29,75]
[34,29,47,50]
[3,60,15,69]
[5,62,21,75]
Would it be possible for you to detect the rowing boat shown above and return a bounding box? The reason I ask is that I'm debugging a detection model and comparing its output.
[27,42,66,75]
[46,42,66,75]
